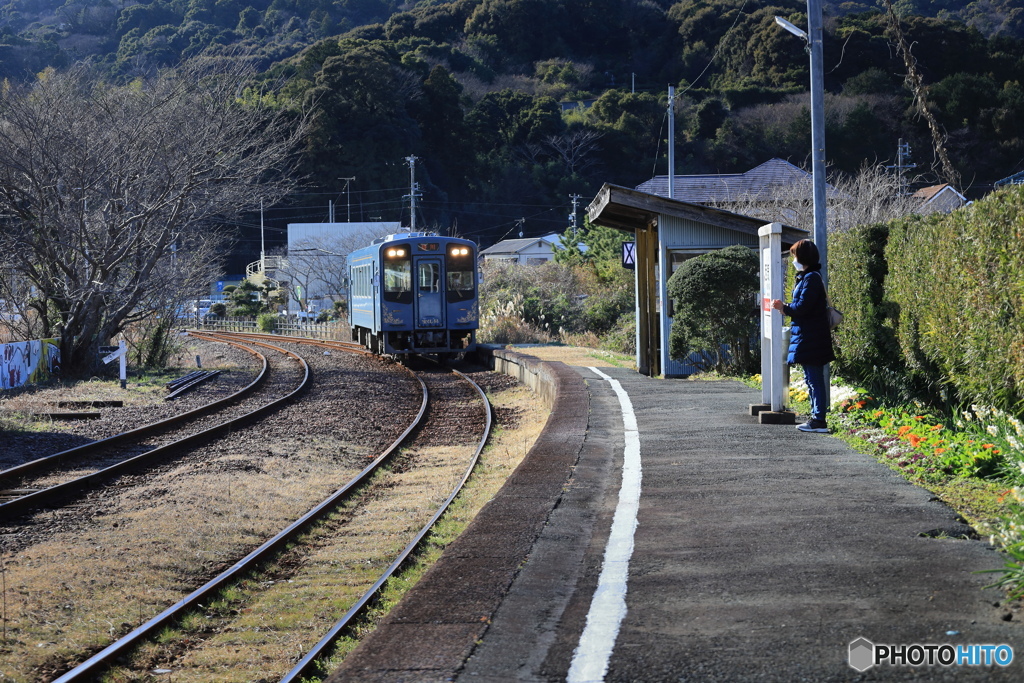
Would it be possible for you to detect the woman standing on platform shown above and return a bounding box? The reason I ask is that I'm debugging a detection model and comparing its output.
[770,239,835,433]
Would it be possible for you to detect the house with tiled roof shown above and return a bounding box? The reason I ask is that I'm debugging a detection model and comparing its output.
[635,158,835,204]
[912,183,967,214]
[479,234,563,264]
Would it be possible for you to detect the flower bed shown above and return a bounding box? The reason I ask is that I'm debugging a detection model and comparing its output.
[827,385,1024,598]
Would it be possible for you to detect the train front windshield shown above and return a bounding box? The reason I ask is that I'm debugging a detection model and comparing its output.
[383,247,412,303]
[446,245,475,303]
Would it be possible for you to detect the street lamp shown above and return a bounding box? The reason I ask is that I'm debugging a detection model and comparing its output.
[776,1,827,289]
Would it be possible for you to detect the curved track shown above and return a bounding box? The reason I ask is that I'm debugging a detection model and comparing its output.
[0,333,305,521]
[51,333,493,682]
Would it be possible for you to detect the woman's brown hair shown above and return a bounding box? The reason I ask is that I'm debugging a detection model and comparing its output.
[790,239,820,266]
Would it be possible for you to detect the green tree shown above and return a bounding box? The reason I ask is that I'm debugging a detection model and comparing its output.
[666,245,760,374]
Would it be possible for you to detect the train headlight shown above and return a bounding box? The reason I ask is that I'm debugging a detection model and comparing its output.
[396,249,406,257]
[451,247,470,256]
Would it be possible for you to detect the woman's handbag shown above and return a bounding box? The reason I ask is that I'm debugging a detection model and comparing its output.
[826,304,844,330]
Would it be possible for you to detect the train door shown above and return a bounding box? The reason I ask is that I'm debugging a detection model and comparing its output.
[415,257,444,327]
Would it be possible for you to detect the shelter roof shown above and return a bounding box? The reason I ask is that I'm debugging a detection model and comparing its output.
[587,183,808,247]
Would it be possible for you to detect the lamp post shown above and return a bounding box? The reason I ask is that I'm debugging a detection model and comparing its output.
[777,2,830,404]
[776,1,827,288]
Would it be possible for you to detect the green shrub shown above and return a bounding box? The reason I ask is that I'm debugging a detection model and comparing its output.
[257,313,278,332]
[829,221,916,400]
[665,244,759,374]
[883,186,1024,413]
[831,184,1024,416]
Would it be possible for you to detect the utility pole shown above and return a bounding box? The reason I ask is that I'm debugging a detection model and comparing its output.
[569,194,582,236]
[404,156,421,232]
[340,177,355,222]
[667,85,675,199]
[260,198,265,263]
[885,139,916,196]
[516,218,525,238]
[808,0,827,288]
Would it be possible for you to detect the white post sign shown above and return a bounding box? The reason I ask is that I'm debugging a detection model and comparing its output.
[758,223,785,412]
[102,339,128,389]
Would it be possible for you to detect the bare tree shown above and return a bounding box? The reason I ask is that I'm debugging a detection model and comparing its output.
[546,129,603,175]
[713,163,922,235]
[0,60,308,374]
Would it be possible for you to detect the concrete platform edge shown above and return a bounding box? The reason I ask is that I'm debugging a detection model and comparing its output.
[325,346,588,683]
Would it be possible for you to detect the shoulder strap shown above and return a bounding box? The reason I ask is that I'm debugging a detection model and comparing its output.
[806,270,833,308]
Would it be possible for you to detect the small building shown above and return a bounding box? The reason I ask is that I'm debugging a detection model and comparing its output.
[479,234,563,265]
[588,183,807,378]
[285,221,401,312]
[912,184,967,215]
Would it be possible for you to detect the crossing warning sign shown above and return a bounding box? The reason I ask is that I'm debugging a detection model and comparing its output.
[622,241,636,269]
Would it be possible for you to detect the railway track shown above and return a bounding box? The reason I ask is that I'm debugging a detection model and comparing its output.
[0,332,307,521]
[45,334,493,682]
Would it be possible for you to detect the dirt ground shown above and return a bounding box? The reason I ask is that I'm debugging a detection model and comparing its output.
[499,344,636,369]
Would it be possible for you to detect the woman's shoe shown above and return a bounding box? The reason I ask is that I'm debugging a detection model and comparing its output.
[796,419,829,433]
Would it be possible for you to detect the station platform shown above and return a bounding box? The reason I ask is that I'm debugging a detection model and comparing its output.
[329,357,1022,682]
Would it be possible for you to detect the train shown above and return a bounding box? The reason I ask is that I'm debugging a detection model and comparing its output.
[347,232,478,356]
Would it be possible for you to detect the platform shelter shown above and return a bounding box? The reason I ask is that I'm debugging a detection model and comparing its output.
[587,183,807,377]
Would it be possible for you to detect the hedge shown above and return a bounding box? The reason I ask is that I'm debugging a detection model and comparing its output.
[829,185,1024,415]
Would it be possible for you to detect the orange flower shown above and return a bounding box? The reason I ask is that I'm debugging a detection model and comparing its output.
[898,425,912,436]
[982,443,996,449]
[874,410,884,418]
[855,400,867,409]
[914,415,926,420]
[934,447,947,455]
[908,434,923,448]
[930,424,944,431]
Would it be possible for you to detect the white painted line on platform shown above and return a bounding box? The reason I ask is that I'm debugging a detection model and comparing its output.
[567,367,641,683]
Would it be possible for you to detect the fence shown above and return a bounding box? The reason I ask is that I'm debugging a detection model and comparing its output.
[199,318,350,341]
[1,338,60,390]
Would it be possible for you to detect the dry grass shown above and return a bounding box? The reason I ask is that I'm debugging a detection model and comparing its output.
[503,343,636,370]
[0,437,365,681]
[314,382,549,675]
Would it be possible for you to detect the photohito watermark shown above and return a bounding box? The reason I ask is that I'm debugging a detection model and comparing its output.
[849,637,1014,672]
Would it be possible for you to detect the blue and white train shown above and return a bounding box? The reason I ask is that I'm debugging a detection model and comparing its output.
[347,233,478,355]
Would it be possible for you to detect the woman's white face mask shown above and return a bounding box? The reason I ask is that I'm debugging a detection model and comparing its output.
[793,259,806,271]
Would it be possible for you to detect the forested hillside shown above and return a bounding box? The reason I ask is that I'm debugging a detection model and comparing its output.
[2,0,1023,250]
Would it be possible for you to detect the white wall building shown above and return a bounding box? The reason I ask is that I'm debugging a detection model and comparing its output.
[479,234,563,264]
[285,222,400,314]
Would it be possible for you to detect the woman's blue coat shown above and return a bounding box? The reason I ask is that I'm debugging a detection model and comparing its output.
[781,264,836,366]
